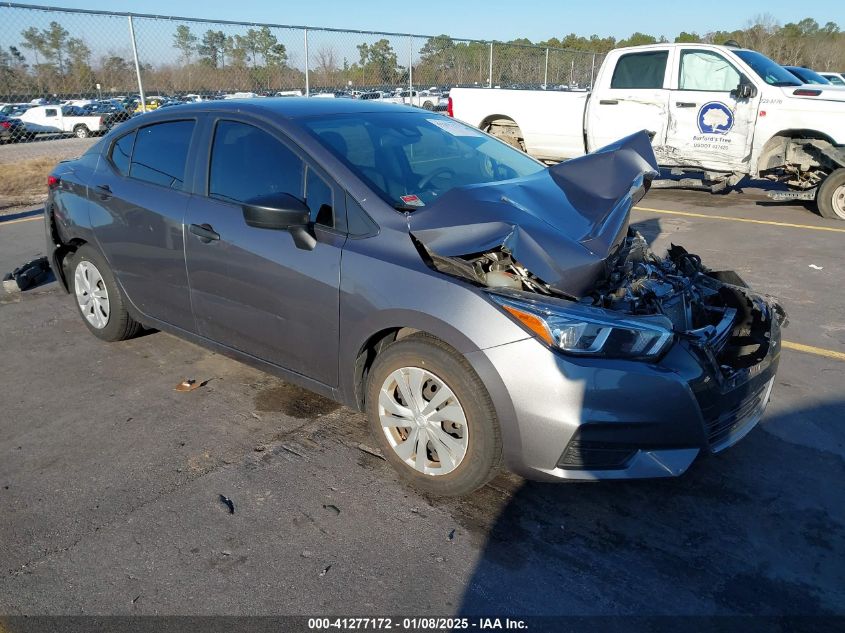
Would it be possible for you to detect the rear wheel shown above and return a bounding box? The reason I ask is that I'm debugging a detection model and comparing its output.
[365,333,502,496]
[69,244,141,341]
[817,168,845,220]
[484,118,526,152]
[422,100,434,110]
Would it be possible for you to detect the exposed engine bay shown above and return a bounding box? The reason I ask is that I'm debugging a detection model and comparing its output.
[418,228,786,377]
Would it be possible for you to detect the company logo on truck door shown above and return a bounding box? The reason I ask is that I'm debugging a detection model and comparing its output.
[697,102,734,135]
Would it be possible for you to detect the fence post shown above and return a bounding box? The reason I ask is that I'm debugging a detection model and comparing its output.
[127,15,146,113]
[304,28,310,97]
[590,53,596,88]
[544,48,549,88]
[409,35,413,92]
[488,42,493,88]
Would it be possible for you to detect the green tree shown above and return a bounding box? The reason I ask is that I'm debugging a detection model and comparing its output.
[675,31,702,43]
[198,30,226,68]
[173,25,198,64]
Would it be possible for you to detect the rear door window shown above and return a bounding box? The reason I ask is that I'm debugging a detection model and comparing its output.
[110,131,136,176]
[610,51,669,89]
[129,120,195,190]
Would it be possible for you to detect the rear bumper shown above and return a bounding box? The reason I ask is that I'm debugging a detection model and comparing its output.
[467,303,782,482]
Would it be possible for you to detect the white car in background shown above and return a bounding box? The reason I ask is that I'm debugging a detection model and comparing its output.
[819,72,845,86]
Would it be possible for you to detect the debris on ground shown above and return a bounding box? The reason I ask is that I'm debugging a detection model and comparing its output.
[322,504,340,515]
[280,444,305,458]
[319,564,332,577]
[253,444,267,452]
[174,379,201,392]
[808,264,824,270]
[301,550,313,558]
[356,443,386,460]
[218,494,235,514]
[132,595,141,604]
[221,550,231,556]
[448,528,456,541]
[2,256,51,292]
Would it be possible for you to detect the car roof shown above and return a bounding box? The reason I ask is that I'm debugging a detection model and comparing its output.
[165,97,406,119]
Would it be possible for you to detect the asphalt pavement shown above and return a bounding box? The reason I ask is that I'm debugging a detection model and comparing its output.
[0,185,843,619]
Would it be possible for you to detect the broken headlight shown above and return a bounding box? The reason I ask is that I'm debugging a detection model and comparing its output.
[490,294,673,359]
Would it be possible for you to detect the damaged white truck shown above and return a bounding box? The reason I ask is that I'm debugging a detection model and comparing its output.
[449,43,845,219]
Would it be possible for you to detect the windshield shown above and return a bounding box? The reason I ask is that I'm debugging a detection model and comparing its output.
[304,111,545,208]
[734,50,801,86]
[785,67,831,85]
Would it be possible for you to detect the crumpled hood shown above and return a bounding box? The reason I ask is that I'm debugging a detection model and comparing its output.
[408,130,659,298]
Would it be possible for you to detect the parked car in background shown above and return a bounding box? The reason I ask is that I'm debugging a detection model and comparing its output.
[1,103,32,117]
[276,90,303,97]
[45,99,784,496]
[359,91,390,101]
[0,115,26,142]
[19,104,108,138]
[450,42,845,219]
[782,66,841,86]
[81,100,132,127]
[818,72,845,86]
[133,96,168,114]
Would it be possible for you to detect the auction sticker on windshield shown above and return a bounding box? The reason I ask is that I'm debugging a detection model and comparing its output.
[400,194,425,207]
[426,118,484,137]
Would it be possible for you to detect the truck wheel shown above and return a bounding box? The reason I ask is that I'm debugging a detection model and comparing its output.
[817,168,845,220]
[365,333,502,496]
[422,100,434,110]
[485,118,526,152]
[74,125,90,139]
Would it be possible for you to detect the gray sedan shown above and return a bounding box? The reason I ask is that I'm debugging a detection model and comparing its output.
[45,98,785,496]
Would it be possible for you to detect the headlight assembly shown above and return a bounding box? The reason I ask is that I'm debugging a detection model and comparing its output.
[489,293,673,360]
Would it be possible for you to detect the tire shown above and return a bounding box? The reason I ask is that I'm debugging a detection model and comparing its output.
[69,244,141,342]
[365,333,502,496]
[422,101,434,110]
[74,124,90,138]
[816,168,845,220]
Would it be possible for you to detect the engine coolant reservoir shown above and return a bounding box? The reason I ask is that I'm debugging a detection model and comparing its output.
[484,270,522,290]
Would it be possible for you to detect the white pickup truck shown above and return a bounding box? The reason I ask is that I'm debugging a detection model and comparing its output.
[449,43,845,219]
[18,105,109,139]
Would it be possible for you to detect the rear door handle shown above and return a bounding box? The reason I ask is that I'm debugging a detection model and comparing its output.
[599,99,618,105]
[675,101,697,108]
[189,223,220,243]
[94,183,111,198]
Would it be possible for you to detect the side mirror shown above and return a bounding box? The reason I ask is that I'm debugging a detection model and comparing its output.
[242,193,316,251]
[732,78,757,100]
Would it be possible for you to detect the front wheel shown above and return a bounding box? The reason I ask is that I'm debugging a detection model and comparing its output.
[365,333,502,496]
[817,168,845,220]
[74,125,90,138]
[69,244,141,341]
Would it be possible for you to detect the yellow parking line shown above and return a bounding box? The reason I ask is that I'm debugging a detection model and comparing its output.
[0,215,41,227]
[782,340,845,362]
[633,206,845,234]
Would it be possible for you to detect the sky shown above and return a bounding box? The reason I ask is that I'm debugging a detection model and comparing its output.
[22,0,844,41]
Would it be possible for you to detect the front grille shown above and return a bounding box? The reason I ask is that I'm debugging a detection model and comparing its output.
[557,440,637,470]
[699,378,773,450]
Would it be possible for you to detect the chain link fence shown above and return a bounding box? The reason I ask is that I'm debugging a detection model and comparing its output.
[0,2,604,143]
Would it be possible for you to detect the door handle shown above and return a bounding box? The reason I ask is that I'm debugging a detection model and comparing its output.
[599,99,619,105]
[675,102,697,108]
[95,183,111,198]
[189,223,220,243]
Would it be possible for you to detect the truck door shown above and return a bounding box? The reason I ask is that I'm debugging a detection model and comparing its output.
[663,48,760,172]
[586,48,671,152]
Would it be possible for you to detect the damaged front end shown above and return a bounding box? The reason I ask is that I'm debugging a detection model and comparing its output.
[409,129,787,400]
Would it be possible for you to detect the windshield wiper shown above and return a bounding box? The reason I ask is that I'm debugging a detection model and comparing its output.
[394,203,420,212]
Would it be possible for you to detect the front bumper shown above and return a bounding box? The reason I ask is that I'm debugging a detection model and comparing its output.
[466,302,782,482]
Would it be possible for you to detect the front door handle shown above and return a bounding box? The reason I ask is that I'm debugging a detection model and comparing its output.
[676,101,697,108]
[95,183,111,199]
[189,223,220,243]
[599,99,619,105]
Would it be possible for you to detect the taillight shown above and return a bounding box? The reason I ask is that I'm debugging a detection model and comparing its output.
[793,88,822,96]
[47,175,60,189]
[447,96,453,117]
[0,121,10,129]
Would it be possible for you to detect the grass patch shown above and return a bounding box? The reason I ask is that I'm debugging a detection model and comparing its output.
[0,156,59,212]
